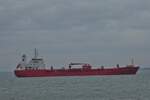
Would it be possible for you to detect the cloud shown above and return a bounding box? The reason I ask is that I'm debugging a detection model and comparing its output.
[0,0,150,71]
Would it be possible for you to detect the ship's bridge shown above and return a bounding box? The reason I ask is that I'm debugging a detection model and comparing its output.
[26,48,46,69]
[27,58,45,69]
[17,49,46,69]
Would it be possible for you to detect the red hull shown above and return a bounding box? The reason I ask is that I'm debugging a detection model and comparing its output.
[14,66,139,77]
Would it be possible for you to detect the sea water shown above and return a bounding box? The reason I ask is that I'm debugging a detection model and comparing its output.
[0,69,150,100]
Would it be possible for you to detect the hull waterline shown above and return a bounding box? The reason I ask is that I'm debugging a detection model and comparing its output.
[14,66,139,77]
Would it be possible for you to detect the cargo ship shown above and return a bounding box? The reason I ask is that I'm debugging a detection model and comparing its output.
[14,49,139,77]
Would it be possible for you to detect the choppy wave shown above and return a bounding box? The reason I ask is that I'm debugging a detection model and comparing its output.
[0,70,150,100]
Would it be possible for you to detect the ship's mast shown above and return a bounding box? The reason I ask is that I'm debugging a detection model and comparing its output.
[22,54,27,63]
[34,48,38,59]
[131,58,134,65]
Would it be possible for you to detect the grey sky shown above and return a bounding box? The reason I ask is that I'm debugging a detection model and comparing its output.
[0,0,150,71]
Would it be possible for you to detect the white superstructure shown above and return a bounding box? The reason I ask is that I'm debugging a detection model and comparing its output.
[16,49,46,70]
